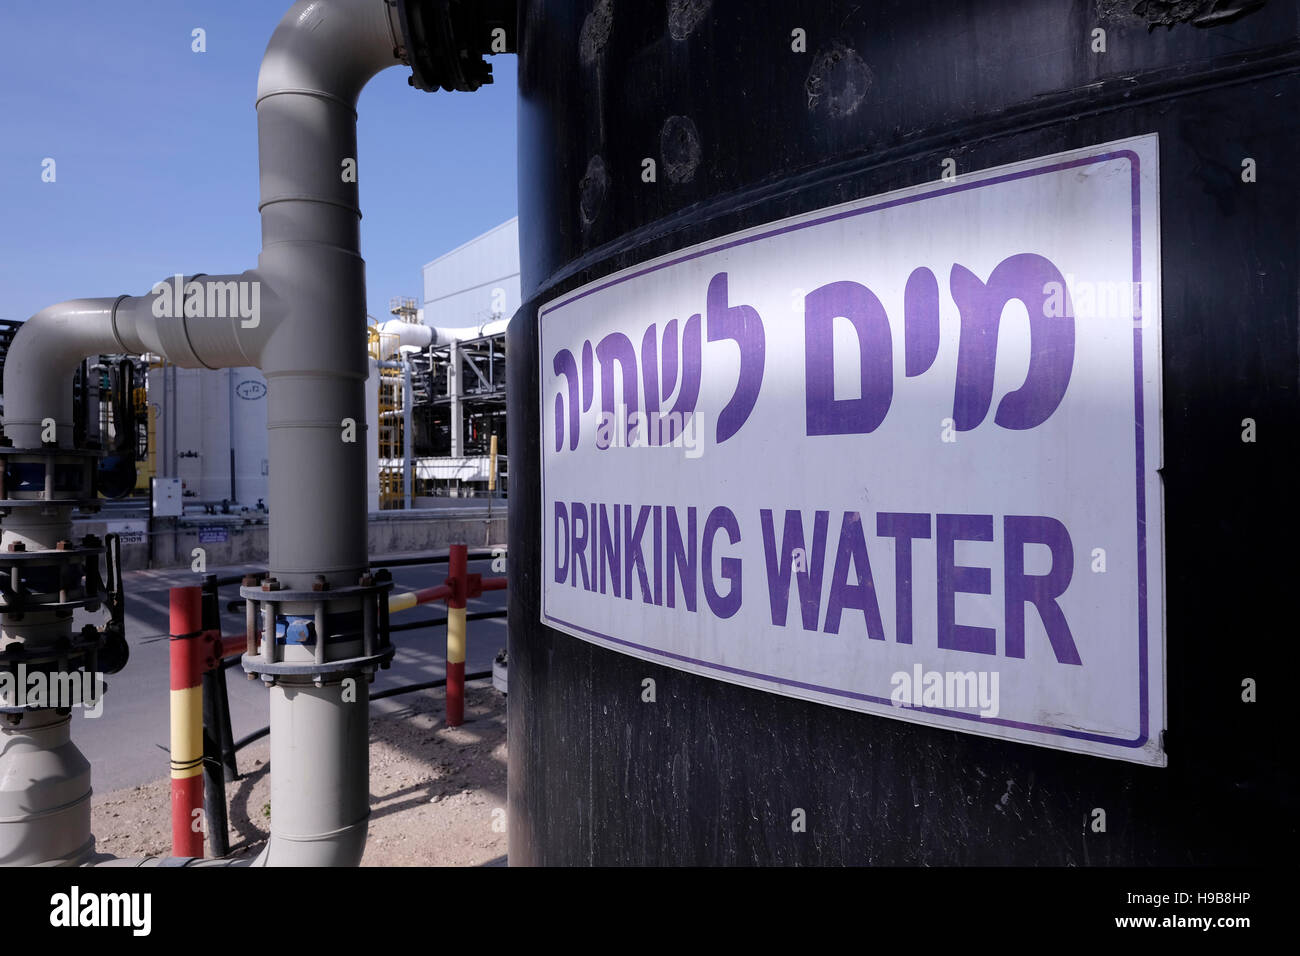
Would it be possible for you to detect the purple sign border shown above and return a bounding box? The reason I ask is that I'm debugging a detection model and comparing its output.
[540,145,1152,751]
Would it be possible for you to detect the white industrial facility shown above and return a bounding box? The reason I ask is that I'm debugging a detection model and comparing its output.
[367,217,517,510]
[148,365,271,508]
[423,217,520,329]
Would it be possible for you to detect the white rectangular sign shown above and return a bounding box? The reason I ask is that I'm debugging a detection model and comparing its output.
[106,520,146,546]
[539,135,1165,765]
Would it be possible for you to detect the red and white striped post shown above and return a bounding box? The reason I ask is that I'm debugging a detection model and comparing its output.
[446,544,467,727]
[169,585,205,858]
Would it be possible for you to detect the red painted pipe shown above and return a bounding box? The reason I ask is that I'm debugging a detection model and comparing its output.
[414,584,452,605]
[169,586,205,858]
[219,633,247,660]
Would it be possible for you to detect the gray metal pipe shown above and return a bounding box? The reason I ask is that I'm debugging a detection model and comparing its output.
[254,0,400,588]
[2,281,277,858]
[449,341,463,457]
[374,317,510,359]
[0,712,95,866]
[403,356,414,508]
[244,0,403,866]
[2,298,129,448]
[1,300,127,865]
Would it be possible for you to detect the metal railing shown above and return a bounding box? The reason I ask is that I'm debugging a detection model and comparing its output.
[167,544,507,858]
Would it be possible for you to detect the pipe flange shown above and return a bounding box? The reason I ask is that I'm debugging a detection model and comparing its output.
[396,0,514,93]
[238,580,392,605]
[241,644,396,684]
[0,594,104,614]
[0,704,76,716]
[240,578,394,685]
[0,630,102,670]
[0,544,105,564]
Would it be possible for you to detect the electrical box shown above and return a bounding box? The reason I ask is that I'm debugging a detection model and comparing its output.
[151,477,182,517]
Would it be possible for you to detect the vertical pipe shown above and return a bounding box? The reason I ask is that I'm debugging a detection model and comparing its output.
[199,576,227,812]
[169,585,204,858]
[245,588,257,657]
[201,670,231,857]
[363,592,376,658]
[262,600,277,664]
[229,367,237,504]
[168,362,177,479]
[264,678,370,866]
[449,341,463,458]
[0,712,95,865]
[314,604,328,665]
[214,665,239,782]
[199,575,236,854]
[447,543,467,727]
[403,355,413,509]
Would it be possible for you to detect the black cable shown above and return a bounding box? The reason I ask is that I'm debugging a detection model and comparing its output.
[371,669,492,702]
[388,609,507,633]
[230,670,494,752]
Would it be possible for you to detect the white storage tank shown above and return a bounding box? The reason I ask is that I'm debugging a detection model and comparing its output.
[148,365,269,507]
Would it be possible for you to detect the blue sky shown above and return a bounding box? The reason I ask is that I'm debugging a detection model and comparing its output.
[0,0,518,324]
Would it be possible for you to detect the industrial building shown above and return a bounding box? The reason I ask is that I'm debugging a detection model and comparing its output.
[369,218,516,508]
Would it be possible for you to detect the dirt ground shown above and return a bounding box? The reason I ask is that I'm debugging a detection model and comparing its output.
[91,681,508,866]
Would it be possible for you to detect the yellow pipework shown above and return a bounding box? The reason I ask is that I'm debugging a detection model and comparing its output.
[169,686,203,781]
[447,606,466,666]
[388,591,418,614]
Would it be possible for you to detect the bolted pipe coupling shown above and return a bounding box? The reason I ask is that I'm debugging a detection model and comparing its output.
[396,0,516,92]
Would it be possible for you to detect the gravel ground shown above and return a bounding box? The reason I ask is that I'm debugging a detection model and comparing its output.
[91,681,508,866]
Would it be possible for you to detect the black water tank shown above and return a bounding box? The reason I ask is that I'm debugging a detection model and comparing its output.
[507,0,1298,865]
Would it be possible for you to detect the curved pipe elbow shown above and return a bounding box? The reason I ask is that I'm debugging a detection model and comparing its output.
[257,0,402,107]
[2,299,127,447]
[376,318,433,357]
[3,275,276,448]
[255,0,403,268]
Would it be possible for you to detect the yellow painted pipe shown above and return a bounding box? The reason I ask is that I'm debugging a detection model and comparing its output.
[169,686,203,780]
[388,591,418,613]
[447,606,466,665]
